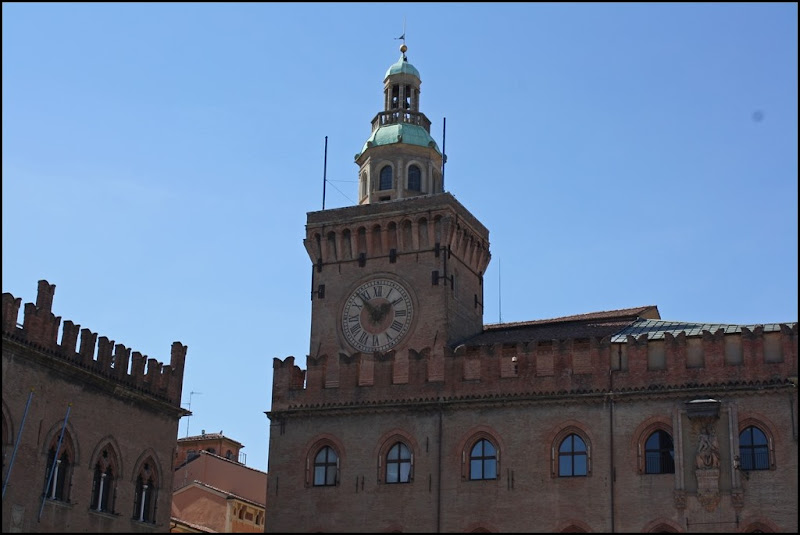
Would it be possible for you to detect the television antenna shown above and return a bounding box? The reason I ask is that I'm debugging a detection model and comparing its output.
[183,391,202,438]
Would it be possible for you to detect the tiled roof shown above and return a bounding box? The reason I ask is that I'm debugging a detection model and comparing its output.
[461,306,659,346]
[610,318,794,342]
[170,516,217,533]
[178,433,243,447]
[179,480,265,508]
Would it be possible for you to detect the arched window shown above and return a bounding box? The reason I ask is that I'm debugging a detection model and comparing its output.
[313,446,338,486]
[408,165,421,191]
[379,166,393,190]
[739,426,769,470]
[43,428,74,503]
[133,460,158,523]
[559,434,588,477]
[645,430,675,474]
[44,447,71,501]
[225,450,233,460]
[469,439,497,480]
[385,442,412,484]
[91,446,118,513]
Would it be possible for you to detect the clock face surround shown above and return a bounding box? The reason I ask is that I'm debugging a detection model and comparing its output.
[342,278,414,353]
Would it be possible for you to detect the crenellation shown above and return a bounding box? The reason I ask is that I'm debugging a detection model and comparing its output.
[305,198,489,269]
[130,351,146,386]
[358,352,375,386]
[269,323,797,412]
[35,279,55,311]
[780,323,798,362]
[146,357,162,388]
[78,327,98,366]
[427,345,445,382]
[305,354,324,392]
[393,348,409,384]
[23,301,61,348]
[97,336,114,372]
[1,293,22,331]
[407,347,428,385]
[741,326,764,370]
[702,328,726,369]
[60,320,80,356]
[2,281,187,407]
[114,343,131,379]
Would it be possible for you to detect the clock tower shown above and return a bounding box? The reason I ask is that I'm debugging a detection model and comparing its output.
[303,44,491,381]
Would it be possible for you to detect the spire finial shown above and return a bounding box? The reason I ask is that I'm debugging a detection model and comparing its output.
[395,17,407,59]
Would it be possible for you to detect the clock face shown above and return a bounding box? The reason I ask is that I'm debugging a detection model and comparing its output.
[342,278,414,353]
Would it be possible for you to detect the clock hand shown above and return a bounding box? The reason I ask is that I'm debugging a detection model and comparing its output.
[377,302,392,321]
[356,294,381,322]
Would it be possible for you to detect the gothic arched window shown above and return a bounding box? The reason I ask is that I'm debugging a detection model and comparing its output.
[644,430,675,474]
[91,446,119,513]
[558,434,588,477]
[739,426,770,470]
[385,442,412,484]
[133,460,158,523]
[469,438,497,480]
[313,446,339,486]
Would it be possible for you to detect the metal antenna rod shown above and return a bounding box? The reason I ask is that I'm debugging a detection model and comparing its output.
[498,259,502,323]
[442,117,446,190]
[322,136,328,210]
[184,391,202,438]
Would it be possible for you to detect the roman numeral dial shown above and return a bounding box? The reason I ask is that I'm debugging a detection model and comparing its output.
[342,278,414,353]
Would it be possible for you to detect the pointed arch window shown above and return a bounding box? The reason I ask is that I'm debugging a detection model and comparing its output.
[408,165,421,192]
[558,434,588,477]
[379,166,393,191]
[469,439,497,480]
[385,442,412,484]
[133,461,158,523]
[313,446,339,486]
[739,426,770,470]
[91,447,118,513]
[44,447,71,501]
[43,429,74,503]
[644,430,675,474]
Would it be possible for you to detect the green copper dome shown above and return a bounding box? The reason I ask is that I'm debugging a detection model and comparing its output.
[357,123,441,159]
[385,55,420,79]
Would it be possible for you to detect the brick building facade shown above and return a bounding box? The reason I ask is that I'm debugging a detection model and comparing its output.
[2,280,188,532]
[264,45,798,532]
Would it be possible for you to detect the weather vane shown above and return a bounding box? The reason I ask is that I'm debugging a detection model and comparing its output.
[394,17,406,48]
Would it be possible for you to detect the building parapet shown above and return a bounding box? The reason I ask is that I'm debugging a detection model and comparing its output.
[2,280,186,406]
[270,322,798,411]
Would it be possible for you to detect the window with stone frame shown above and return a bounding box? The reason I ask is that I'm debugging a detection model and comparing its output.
[312,445,339,486]
[557,433,589,477]
[133,460,158,523]
[384,441,413,484]
[739,425,771,471]
[43,430,75,502]
[644,430,675,474]
[90,445,119,513]
[468,438,498,480]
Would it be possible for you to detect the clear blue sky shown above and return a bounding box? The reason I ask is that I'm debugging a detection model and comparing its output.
[3,3,797,473]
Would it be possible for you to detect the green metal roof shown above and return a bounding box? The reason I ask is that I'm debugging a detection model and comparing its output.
[358,123,441,158]
[385,56,420,79]
[610,318,793,342]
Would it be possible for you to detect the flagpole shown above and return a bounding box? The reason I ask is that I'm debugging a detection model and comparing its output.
[2,388,34,498]
[39,403,72,522]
